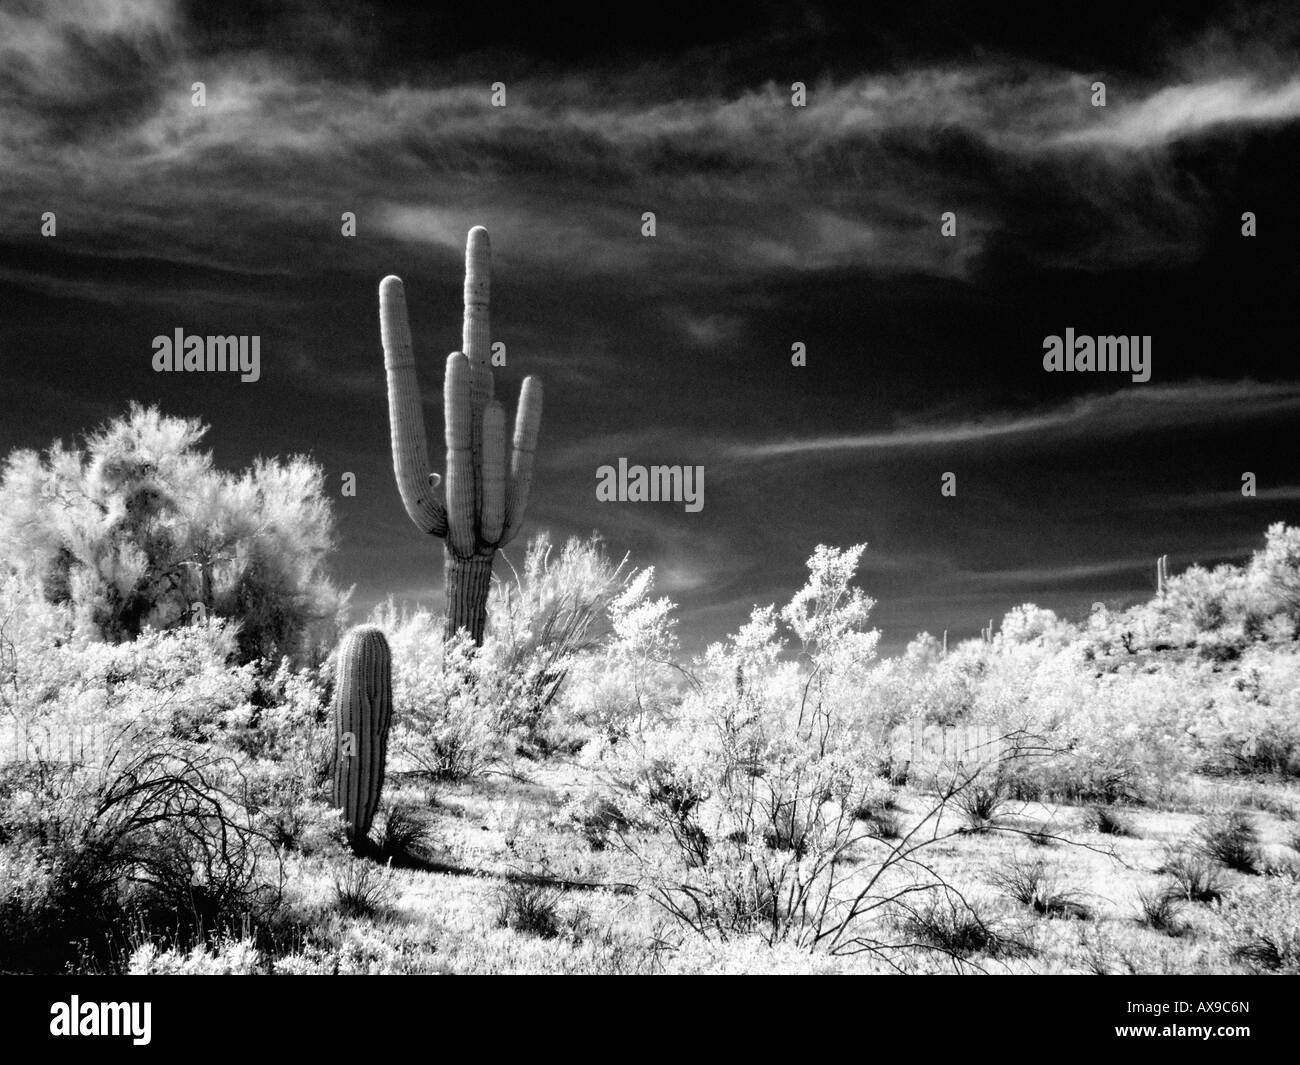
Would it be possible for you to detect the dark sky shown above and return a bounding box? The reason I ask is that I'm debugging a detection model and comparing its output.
[2,0,1299,653]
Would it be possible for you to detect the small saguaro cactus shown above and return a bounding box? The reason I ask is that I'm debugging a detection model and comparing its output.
[331,625,393,849]
[379,226,543,644]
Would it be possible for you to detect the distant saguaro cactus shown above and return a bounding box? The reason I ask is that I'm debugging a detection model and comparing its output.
[380,226,543,644]
[332,625,393,848]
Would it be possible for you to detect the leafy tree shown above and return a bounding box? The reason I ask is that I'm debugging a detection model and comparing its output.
[0,404,348,664]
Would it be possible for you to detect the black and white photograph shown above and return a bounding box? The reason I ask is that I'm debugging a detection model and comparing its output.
[0,0,1297,1025]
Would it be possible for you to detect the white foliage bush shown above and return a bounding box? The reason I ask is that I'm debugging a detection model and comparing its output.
[601,545,891,946]
[1195,646,1300,775]
[565,565,680,739]
[376,601,497,781]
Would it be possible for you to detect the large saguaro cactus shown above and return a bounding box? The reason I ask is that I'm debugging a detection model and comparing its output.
[332,624,393,849]
[379,226,543,644]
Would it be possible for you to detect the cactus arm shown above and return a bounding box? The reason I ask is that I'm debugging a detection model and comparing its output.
[463,225,493,409]
[463,226,492,522]
[501,375,543,546]
[379,275,448,537]
[480,400,507,544]
[444,352,476,557]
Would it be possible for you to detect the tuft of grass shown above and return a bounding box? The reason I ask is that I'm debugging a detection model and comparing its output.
[332,859,397,918]
[374,803,429,866]
[1135,888,1184,936]
[1231,936,1294,973]
[858,807,904,840]
[1160,845,1225,903]
[899,900,993,958]
[1195,810,1260,874]
[898,895,1027,960]
[955,780,1005,835]
[1077,928,1144,976]
[992,857,1092,920]
[494,880,563,939]
[1088,805,1134,837]
[568,796,630,852]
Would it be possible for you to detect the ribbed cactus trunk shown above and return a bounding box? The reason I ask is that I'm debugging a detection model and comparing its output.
[445,555,494,645]
[332,625,393,849]
[380,226,543,645]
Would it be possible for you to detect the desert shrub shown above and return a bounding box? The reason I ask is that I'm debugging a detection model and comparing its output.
[603,546,889,946]
[0,404,347,665]
[0,832,79,973]
[1160,845,1225,903]
[0,609,340,972]
[857,633,979,733]
[601,547,890,947]
[601,544,1010,959]
[0,600,258,762]
[489,534,633,745]
[563,793,630,851]
[495,879,563,939]
[1059,668,1197,803]
[1198,647,1300,776]
[558,559,681,746]
[378,608,497,781]
[128,936,267,975]
[872,523,1300,809]
[1219,878,1300,973]
[999,604,1075,647]
[1163,564,1246,636]
[1142,525,1300,661]
[1194,810,1260,874]
[378,535,635,774]
[1246,523,1300,625]
[0,739,283,972]
[222,658,339,853]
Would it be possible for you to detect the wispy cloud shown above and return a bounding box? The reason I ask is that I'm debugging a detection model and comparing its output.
[1148,484,1300,508]
[727,381,1300,460]
[952,558,1155,587]
[4,3,1300,297]
[1053,76,1300,149]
